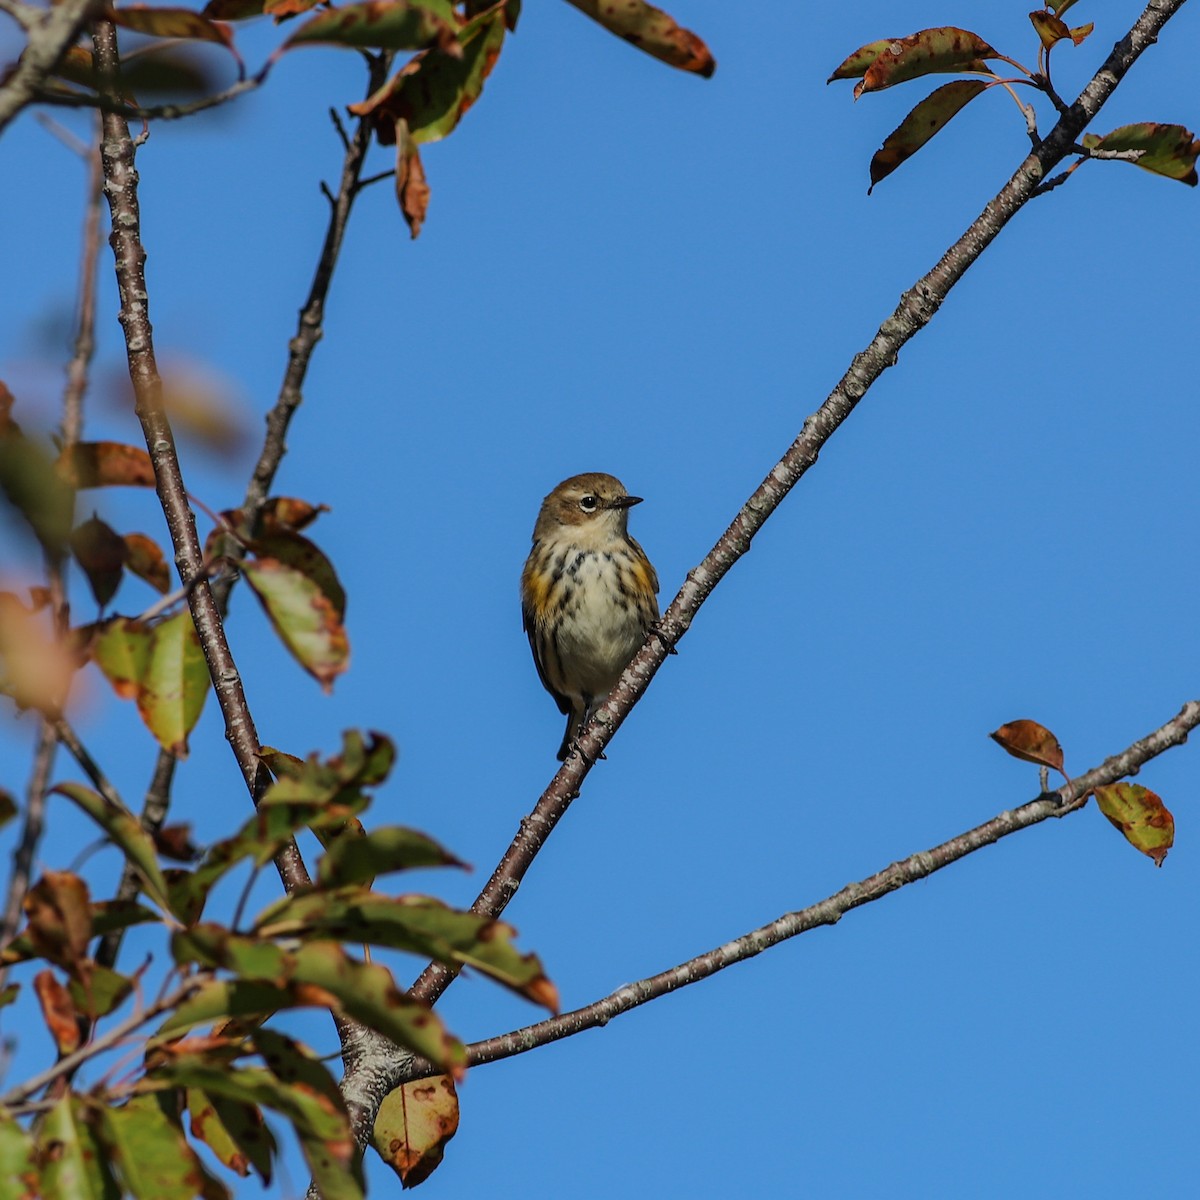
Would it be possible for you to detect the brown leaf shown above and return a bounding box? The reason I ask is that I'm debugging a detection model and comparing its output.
[154,823,202,863]
[1029,11,1071,51]
[259,497,329,534]
[33,969,81,1055]
[371,1075,459,1188]
[123,532,171,594]
[56,441,156,489]
[1094,783,1174,867]
[851,27,998,99]
[989,719,1066,777]
[563,0,714,77]
[70,516,127,608]
[24,872,93,975]
[396,130,431,238]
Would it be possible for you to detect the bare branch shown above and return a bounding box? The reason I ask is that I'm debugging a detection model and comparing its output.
[0,721,55,986]
[91,19,310,894]
[33,76,262,122]
[467,701,1199,1067]
[0,0,101,135]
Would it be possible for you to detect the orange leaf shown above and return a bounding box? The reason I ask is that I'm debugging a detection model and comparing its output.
[989,719,1066,777]
[396,131,431,239]
[371,1075,459,1188]
[56,441,156,489]
[123,532,171,594]
[33,969,81,1055]
[563,0,714,77]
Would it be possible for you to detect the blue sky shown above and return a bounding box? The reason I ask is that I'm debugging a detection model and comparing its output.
[2,2,1198,1196]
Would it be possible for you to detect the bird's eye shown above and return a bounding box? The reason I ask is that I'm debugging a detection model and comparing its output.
[579,495,598,512]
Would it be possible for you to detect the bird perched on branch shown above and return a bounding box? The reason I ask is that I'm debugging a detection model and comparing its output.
[521,473,660,761]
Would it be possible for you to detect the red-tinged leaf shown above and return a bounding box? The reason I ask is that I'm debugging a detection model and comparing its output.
[370,1075,458,1188]
[829,38,899,82]
[203,0,266,18]
[137,608,212,757]
[563,0,713,77]
[348,7,506,145]
[264,0,325,20]
[56,440,155,489]
[107,5,236,50]
[71,516,127,608]
[868,79,988,193]
[989,718,1066,777]
[187,1089,275,1183]
[853,27,998,99]
[284,0,458,52]
[242,533,348,692]
[123,532,171,593]
[1029,11,1071,51]
[259,496,329,534]
[1094,783,1174,867]
[1081,123,1200,186]
[396,130,431,238]
[1068,23,1093,45]
[33,969,81,1055]
[23,871,93,971]
[91,616,151,700]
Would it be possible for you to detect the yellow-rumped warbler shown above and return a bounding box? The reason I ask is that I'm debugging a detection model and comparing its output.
[521,473,660,761]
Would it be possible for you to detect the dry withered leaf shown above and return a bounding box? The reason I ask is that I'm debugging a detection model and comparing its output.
[989,719,1066,778]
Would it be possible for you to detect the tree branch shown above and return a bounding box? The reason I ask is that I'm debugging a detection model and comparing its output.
[467,700,1199,1067]
[91,18,310,895]
[33,76,262,123]
[408,0,1188,1010]
[0,0,103,135]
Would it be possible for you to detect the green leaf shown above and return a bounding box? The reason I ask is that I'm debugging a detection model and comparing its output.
[52,784,172,913]
[0,431,74,554]
[170,929,466,1070]
[67,963,134,1020]
[371,1075,459,1189]
[868,79,989,192]
[1081,123,1200,186]
[137,608,211,757]
[562,0,714,76]
[0,1109,38,1200]
[91,617,152,701]
[36,1095,120,1200]
[1094,783,1174,866]
[95,1094,228,1200]
[284,0,458,51]
[1029,10,1070,51]
[242,532,348,692]
[157,978,291,1035]
[317,824,466,887]
[187,1089,276,1184]
[145,1058,360,1197]
[255,890,558,1010]
[347,7,507,145]
[1045,0,1082,15]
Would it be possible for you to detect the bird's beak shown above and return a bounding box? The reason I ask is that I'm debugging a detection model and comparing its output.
[609,495,643,509]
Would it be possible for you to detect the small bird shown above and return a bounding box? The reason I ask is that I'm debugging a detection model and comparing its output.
[521,473,660,761]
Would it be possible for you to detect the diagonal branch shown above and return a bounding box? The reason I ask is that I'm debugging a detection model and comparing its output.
[467,700,1199,1067]
[0,0,103,136]
[408,0,1189,1009]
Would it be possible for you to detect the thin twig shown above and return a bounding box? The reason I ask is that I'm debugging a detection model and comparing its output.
[52,718,134,816]
[0,722,56,985]
[34,75,262,123]
[0,977,203,1106]
[467,700,1199,1068]
[0,0,98,135]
